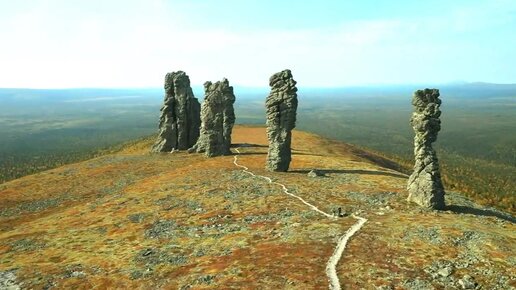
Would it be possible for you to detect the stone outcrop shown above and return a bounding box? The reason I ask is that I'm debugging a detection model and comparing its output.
[188,78,236,157]
[407,88,446,209]
[265,69,298,172]
[151,71,201,152]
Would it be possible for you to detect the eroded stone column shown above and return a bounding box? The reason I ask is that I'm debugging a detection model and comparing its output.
[407,88,446,209]
[189,78,235,157]
[152,71,201,152]
[265,69,298,172]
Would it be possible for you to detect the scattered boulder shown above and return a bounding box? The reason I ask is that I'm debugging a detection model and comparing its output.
[407,88,446,210]
[265,69,298,172]
[458,275,478,289]
[189,78,236,157]
[307,169,325,177]
[424,260,454,279]
[437,266,453,278]
[152,71,201,152]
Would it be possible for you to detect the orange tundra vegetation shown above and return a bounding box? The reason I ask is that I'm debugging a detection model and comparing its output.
[0,126,514,289]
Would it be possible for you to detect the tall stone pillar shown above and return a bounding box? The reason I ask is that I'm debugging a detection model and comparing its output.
[265,69,298,172]
[152,71,201,152]
[189,78,236,157]
[407,88,446,209]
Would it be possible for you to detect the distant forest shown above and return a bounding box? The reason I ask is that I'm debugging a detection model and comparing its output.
[0,84,514,214]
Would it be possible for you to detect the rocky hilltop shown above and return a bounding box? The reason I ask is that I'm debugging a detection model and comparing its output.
[0,126,514,289]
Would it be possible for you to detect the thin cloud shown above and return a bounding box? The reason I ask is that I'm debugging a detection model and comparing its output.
[0,0,514,88]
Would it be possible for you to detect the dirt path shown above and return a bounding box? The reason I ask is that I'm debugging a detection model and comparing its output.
[325,215,368,290]
[232,148,368,289]
[232,149,333,219]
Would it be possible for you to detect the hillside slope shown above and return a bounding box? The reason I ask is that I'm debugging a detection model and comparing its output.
[0,126,514,289]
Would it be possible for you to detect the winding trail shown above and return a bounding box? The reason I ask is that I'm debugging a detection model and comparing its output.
[233,149,333,219]
[325,215,368,290]
[232,148,368,290]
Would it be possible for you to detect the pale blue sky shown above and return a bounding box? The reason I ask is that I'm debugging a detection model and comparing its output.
[0,0,515,88]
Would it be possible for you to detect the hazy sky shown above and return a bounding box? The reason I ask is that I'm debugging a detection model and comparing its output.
[0,0,515,88]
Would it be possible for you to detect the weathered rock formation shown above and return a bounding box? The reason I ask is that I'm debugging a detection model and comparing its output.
[407,88,446,209]
[188,78,236,157]
[151,71,201,152]
[265,69,298,172]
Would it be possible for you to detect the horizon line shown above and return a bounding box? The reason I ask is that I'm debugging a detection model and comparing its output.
[1,81,515,91]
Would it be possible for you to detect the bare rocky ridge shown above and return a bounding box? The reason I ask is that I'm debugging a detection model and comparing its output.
[189,78,236,157]
[265,69,298,172]
[0,126,514,289]
[151,71,201,152]
[407,88,446,209]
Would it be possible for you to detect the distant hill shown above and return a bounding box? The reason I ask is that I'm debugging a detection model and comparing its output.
[441,82,516,99]
[0,88,163,105]
[298,82,516,100]
[1,82,515,104]
[0,126,513,289]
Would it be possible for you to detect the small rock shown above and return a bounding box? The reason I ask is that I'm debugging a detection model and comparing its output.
[308,169,325,177]
[458,275,477,289]
[438,267,453,277]
[70,271,86,278]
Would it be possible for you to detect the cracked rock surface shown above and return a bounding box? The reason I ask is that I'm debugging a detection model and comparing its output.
[407,88,446,209]
[265,69,298,172]
[152,71,201,152]
[189,78,236,157]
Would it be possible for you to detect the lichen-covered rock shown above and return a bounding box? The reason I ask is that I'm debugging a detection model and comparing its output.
[407,88,446,209]
[188,78,236,157]
[265,69,298,172]
[152,71,201,152]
